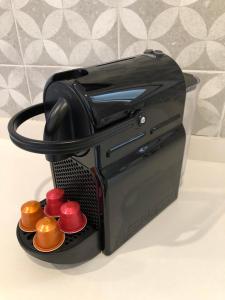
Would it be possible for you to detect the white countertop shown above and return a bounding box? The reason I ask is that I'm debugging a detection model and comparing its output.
[1,137,225,300]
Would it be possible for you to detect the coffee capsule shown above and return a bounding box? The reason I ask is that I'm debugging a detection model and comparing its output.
[44,188,65,217]
[33,217,65,252]
[58,201,87,234]
[19,200,45,232]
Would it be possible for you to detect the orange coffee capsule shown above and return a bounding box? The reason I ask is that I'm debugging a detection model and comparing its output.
[19,200,45,232]
[33,217,65,252]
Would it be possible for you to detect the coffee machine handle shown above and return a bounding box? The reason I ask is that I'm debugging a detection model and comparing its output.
[8,103,139,155]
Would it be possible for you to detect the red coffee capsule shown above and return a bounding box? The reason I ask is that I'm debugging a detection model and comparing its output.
[44,188,65,217]
[58,201,87,234]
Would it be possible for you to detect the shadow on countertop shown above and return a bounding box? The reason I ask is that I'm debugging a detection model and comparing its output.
[26,175,225,276]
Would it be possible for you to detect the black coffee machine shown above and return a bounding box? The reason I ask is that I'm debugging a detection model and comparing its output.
[8,50,199,264]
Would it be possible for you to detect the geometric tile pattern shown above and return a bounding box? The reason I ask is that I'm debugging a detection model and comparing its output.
[0,0,224,137]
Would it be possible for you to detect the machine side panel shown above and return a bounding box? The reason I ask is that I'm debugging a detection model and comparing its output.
[102,125,185,255]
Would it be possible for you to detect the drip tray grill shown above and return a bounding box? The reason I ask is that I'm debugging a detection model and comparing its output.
[16,200,101,264]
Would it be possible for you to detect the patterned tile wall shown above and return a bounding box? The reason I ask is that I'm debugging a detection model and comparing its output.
[0,0,225,137]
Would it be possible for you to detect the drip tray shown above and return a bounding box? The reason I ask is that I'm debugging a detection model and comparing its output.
[17,200,101,264]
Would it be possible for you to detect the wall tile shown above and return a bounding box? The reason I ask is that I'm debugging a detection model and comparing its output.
[26,66,67,103]
[0,1,22,64]
[191,72,225,137]
[1,0,225,138]
[0,66,31,117]
[12,0,118,66]
[119,0,225,71]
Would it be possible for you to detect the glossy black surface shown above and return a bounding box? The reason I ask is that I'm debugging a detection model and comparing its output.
[10,51,200,264]
[43,53,186,162]
[77,54,186,129]
[44,53,186,130]
[101,125,185,254]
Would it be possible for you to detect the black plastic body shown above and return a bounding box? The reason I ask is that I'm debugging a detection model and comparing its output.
[101,125,185,254]
[13,52,199,264]
[43,53,186,161]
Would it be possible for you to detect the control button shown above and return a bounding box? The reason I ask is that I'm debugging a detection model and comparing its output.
[138,145,148,154]
[138,115,146,126]
[144,49,164,58]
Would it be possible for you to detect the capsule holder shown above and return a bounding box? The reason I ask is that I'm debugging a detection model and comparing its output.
[16,200,101,264]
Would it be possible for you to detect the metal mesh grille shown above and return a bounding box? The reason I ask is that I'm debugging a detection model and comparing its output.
[51,157,100,229]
